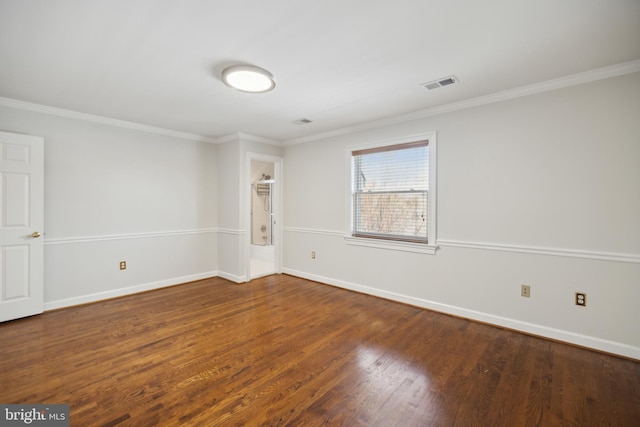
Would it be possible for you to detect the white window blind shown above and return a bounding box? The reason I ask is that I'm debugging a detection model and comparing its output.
[352,141,429,243]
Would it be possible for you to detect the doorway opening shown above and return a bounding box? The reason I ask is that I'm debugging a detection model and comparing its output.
[247,155,282,280]
[250,160,274,277]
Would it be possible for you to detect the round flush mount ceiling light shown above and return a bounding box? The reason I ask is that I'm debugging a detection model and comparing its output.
[222,65,276,93]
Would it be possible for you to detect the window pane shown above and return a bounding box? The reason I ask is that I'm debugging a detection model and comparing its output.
[355,145,428,192]
[355,192,427,240]
[353,142,429,243]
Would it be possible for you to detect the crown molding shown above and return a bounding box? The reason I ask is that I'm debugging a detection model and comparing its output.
[217,131,282,146]
[282,59,640,146]
[2,60,638,147]
[0,96,218,144]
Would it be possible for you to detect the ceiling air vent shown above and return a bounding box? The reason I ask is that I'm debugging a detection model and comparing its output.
[422,75,458,90]
[292,118,313,125]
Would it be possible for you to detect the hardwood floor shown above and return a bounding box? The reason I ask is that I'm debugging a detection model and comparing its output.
[1,274,638,426]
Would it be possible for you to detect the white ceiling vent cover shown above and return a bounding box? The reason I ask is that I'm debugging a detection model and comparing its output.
[422,75,458,90]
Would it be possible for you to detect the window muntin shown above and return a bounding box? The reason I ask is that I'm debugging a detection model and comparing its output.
[352,141,429,244]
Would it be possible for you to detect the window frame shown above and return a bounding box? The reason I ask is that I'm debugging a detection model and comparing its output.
[345,132,438,255]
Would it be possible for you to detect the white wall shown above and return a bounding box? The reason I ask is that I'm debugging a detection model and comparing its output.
[282,72,640,359]
[216,134,282,281]
[0,106,218,308]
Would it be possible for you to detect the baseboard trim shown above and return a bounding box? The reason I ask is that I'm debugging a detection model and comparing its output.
[44,271,219,311]
[217,271,246,283]
[282,268,640,360]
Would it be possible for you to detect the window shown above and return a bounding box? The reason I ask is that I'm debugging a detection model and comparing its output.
[346,134,437,254]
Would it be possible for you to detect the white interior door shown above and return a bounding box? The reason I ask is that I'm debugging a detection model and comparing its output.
[0,131,44,322]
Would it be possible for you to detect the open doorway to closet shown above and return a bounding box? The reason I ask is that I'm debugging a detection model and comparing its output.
[246,154,282,280]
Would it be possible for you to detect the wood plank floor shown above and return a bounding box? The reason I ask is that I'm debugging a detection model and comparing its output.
[1,274,639,426]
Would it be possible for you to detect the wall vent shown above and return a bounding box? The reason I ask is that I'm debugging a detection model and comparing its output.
[422,75,458,90]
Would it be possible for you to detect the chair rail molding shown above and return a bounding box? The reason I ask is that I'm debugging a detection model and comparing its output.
[283,227,640,263]
[437,239,640,264]
[44,228,218,245]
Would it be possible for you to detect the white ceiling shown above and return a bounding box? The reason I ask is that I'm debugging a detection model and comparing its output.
[1,0,639,144]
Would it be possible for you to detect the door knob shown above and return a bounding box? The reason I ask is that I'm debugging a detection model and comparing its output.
[31,231,41,238]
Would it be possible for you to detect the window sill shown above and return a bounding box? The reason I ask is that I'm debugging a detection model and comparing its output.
[344,235,438,254]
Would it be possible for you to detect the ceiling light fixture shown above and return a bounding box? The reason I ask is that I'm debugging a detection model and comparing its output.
[222,65,276,93]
